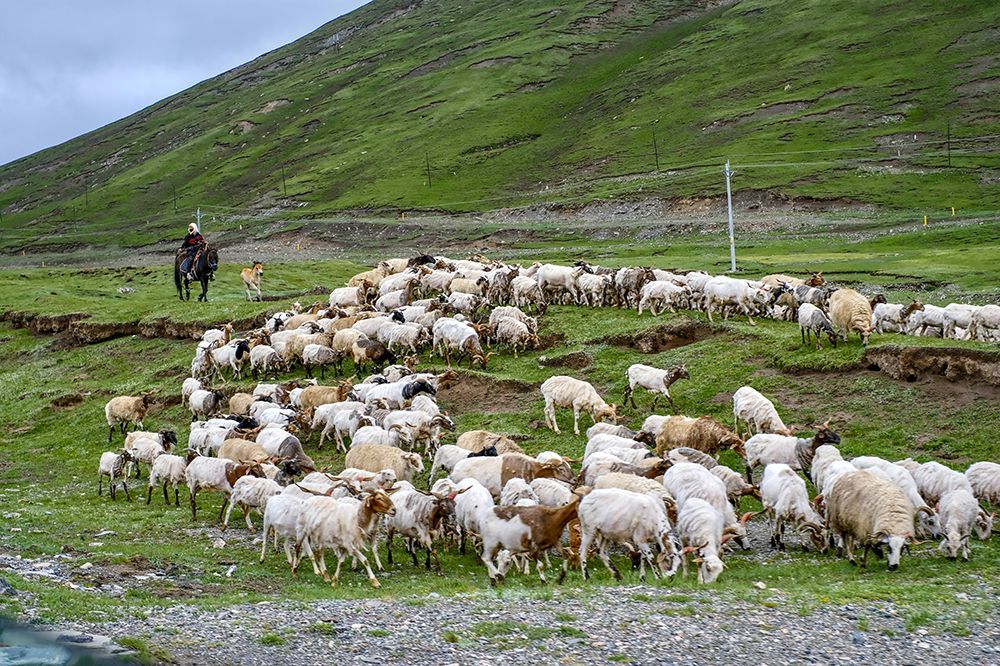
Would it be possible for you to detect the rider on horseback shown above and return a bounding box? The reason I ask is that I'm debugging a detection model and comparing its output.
[179,223,205,280]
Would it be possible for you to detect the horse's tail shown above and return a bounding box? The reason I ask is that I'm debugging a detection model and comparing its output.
[174,256,182,295]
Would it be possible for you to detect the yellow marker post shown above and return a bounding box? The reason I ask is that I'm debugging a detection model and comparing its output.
[923,215,928,226]
[951,207,955,216]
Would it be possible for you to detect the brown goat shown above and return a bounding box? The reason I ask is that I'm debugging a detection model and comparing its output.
[499,453,574,490]
[298,381,354,413]
[484,496,582,584]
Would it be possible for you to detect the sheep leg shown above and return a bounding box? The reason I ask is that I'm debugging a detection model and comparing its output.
[145,484,153,505]
[189,489,198,520]
[222,499,234,530]
[107,425,114,443]
[745,462,754,485]
[98,475,104,497]
[121,478,131,501]
[243,505,255,531]
[217,496,230,524]
[354,549,380,588]
[598,542,622,581]
[386,528,395,565]
[622,384,633,409]
[572,404,581,436]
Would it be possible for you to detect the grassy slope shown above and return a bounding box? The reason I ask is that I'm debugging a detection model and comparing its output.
[1,0,998,252]
[0,233,997,640]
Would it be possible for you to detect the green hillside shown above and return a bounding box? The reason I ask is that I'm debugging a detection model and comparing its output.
[1,0,998,252]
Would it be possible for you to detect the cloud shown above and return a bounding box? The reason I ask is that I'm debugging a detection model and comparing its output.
[0,0,365,166]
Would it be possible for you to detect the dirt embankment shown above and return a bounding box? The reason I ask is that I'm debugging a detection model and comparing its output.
[437,372,539,413]
[861,345,1000,387]
[595,319,717,353]
[0,310,269,346]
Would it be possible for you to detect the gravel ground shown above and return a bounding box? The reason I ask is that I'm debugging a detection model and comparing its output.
[59,588,1000,666]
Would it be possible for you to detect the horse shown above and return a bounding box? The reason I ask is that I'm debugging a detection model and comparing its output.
[241,261,264,301]
[174,246,219,302]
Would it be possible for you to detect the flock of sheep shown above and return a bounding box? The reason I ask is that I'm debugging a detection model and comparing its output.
[96,253,999,588]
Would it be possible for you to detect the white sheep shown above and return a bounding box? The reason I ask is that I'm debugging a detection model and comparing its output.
[732,386,791,439]
[578,488,680,581]
[798,303,838,349]
[583,433,644,460]
[249,345,285,380]
[184,456,264,521]
[540,375,618,436]
[759,464,825,551]
[500,478,539,507]
[851,456,936,537]
[188,388,226,421]
[349,424,409,449]
[98,450,135,500]
[674,498,726,584]
[260,492,306,566]
[530,478,575,507]
[703,276,757,325]
[623,364,688,411]
[344,443,424,483]
[223,476,283,531]
[637,280,688,315]
[965,461,1000,506]
[181,378,203,408]
[146,453,187,506]
[662,462,747,545]
[936,490,983,560]
[912,461,974,506]
[968,304,1000,342]
[493,317,539,357]
[302,344,342,380]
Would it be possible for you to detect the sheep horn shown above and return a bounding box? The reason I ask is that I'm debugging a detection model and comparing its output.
[740,511,760,525]
[915,506,935,517]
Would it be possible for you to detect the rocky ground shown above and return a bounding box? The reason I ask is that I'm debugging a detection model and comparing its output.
[54,588,1000,665]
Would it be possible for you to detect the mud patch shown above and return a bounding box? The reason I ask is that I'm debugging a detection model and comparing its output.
[469,56,520,69]
[436,372,538,413]
[231,120,257,135]
[50,392,85,409]
[538,351,592,369]
[862,345,1000,387]
[596,320,717,353]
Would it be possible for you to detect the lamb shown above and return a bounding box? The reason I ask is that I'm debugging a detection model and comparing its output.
[184,456,265,521]
[829,288,873,345]
[188,388,227,421]
[674,498,727,584]
[965,461,1000,507]
[455,430,524,455]
[912,461,974,506]
[540,375,618,436]
[450,453,574,498]
[743,425,841,483]
[578,489,680,581]
[732,386,791,439]
[936,489,985,561]
[759,464,826,551]
[126,437,166,479]
[493,317,540,356]
[104,393,155,442]
[500,478,540,507]
[623,364,689,411]
[294,489,396,587]
[637,280,688,315]
[223,476,282,531]
[478,495,581,584]
[344,443,425,483]
[826,470,917,570]
[97,450,135,500]
[384,480,465,573]
[654,415,744,459]
[798,303,838,349]
[146,453,188,506]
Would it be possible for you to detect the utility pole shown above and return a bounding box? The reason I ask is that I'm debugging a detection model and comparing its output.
[724,160,736,272]
[197,207,202,232]
[281,164,287,197]
[424,152,432,187]
[652,130,660,172]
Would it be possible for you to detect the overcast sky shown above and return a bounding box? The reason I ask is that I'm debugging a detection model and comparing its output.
[0,1,366,166]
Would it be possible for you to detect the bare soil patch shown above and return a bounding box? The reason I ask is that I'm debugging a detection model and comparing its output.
[596,319,717,353]
[437,372,538,413]
[469,57,520,69]
[538,350,592,369]
[862,345,1000,387]
[50,393,85,410]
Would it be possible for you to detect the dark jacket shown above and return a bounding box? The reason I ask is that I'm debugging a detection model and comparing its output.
[182,232,205,249]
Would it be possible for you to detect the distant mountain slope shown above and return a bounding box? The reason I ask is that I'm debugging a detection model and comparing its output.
[1,0,997,251]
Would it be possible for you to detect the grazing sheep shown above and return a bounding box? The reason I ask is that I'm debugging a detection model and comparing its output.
[432,318,493,368]
[218,438,271,464]
[759,464,825,551]
[579,458,669,487]
[674,498,727,584]
[584,433,645,461]
[98,450,135,500]
[302,344,344,380]
[826,471,916,570]
[586,422,637,440]
[711,465,759,509]
[637,281,688,315]
[500,478,540,507]
[662,462,749,545]
[510,275,547,313]
[912,461,974,506]
[968,304,1000,342]
[385,480,464,573]
[666,447,719,469]
[743,426,841,483]
[965,462,1000,507]
[798,303,838,349]
[623,364,689,411]
[345,444,425,483]
[654,415,744,459]
[592,473,675,515]
[181,378,203,408]
[185,456,265,521]
[540,375,618,436]
[850,456,937,538]
[936,490,983,561]
[493,317,540,357]
[530,478,575,507]
[222,476,282,531]
[703,276,758,325]
[578,489,680,581]
[829,288,873,346]
[451,453,573,498]
[732,386,791,439]
[104,393,155,442]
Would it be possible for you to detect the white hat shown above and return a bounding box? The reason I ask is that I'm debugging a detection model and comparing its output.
[188,223,199,233]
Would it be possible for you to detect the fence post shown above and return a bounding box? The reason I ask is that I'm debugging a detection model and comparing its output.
[725,161,736,272]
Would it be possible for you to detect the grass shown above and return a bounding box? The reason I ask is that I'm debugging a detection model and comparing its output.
[259,633,287,646]
[2,0,999,253]
[0,227,997,639]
